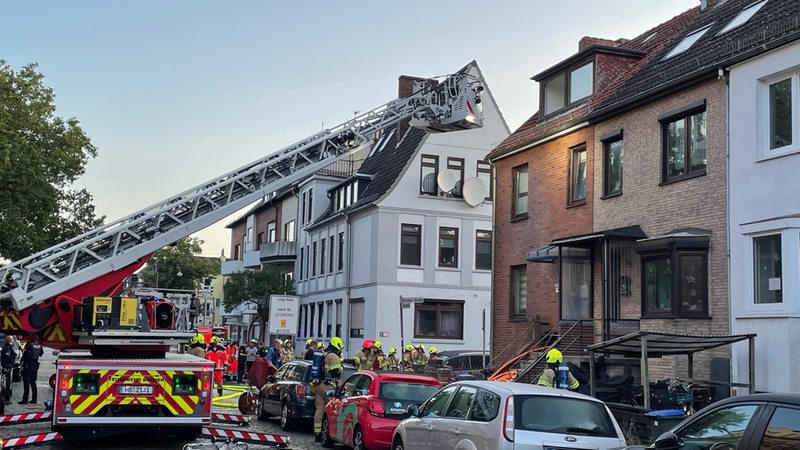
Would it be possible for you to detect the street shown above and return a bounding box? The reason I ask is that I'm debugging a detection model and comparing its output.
[0,351,327,450]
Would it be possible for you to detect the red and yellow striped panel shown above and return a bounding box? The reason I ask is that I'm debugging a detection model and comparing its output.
[68,369,201,416]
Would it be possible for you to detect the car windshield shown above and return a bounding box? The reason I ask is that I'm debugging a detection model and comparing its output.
[515,395,617,438]
[380,382,440,403]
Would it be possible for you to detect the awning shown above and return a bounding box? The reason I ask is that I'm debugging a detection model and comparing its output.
[526,244,558,263]
[587,330,756,357]
[551,225,647,246]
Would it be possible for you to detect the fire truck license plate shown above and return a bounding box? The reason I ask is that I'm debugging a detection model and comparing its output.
[118,385,153,395]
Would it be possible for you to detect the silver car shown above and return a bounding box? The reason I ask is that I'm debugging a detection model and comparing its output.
[392,380,626,450]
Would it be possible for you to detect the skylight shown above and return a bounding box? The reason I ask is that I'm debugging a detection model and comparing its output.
[662,25,713,60]
[718,0,768,35]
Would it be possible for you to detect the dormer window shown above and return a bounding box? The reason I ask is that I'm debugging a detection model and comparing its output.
[543,61,594,115]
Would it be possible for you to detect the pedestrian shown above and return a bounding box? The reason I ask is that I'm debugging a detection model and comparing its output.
[266,339,282,369]
[312,337,344,442]
[18,340,43,404]
[0,336,16,404]
[243,339,258,377]
[537,348,579,390]
[304,339,318,361]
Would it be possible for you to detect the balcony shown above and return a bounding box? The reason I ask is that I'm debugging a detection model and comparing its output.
[259,240,297,264]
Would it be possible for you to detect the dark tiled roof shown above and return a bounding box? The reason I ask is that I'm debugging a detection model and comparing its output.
[591,0,800,119]
[488,6,700,160]
[309,126,428,228]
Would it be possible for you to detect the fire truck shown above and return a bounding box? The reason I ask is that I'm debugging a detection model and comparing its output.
[0,62,484,446]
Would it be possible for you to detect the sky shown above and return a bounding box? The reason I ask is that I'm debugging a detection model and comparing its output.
[0,1,698,257]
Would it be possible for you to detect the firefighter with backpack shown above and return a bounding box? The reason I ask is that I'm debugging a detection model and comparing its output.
[311,336,344,442]
[537,348,579,390]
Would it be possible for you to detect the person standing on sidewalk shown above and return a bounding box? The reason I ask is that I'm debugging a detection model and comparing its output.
[0,336,16,404]
[19,340,43,404]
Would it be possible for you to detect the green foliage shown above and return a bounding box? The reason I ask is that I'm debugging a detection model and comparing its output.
[0,60,104,261]
[223,266,294,323]
[140,237,219,291]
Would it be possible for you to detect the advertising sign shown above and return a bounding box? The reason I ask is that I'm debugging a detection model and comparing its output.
[268,295,300,334]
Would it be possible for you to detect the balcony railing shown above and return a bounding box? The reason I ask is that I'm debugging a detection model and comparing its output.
[259,240,297,263]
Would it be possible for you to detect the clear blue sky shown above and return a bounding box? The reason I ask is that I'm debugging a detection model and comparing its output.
[0,1,698,257]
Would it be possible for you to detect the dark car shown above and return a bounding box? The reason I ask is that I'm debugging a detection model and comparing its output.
[440,351,489,380]
[257,359,355,431]
[619,393,800,449]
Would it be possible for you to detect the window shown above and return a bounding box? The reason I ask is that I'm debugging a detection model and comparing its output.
[414,300,463,339]
[754,234,782,304]
[256,232,264,250]
[301,192,307,225]
[284,220,295,242]
[299,247,304,279]
[420,385,459,418]
[639,236,709,318]
[446,157,464,197]
[511,265,527,317]
[438,227,458,268]
[246,226,253,243]
[676,405,758,449]
[477,161,493,200]
[512,165,528,219]
[307,188,313,222]
[311,242,317,276]
[718,0,767,35]
[234,244,241,261]
[603,132,623,197]
[328,236,334,273]
[661,103,706,182]
[400,224,422,266]
[542,61,594,115]
[569,145,587,205]
[267,221,276,243]
[338,232,345,271]
[769,77,792,150]
[475,230,492,270]
[420,154,439,195]
[759,406,800,449]
[444,386,476,418]
[663,25,712,60]
[320,238,326,275]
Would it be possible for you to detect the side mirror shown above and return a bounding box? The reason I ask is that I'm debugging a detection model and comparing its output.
[653,431,680,450]
[407,404,420,417]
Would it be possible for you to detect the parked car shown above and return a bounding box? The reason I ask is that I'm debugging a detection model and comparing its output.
[617,393,800,449]
[392,380,627,450]
[257,359,355,430]
[320,370,442,450]
[440,351,489,380]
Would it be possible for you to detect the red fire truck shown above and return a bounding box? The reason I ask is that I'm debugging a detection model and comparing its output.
[0,62,484,445]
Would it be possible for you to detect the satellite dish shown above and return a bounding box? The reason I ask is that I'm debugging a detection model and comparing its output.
[462,177,487,207]
[437,171,456,192]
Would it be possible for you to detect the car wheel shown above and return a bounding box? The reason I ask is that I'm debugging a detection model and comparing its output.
[320,415,334,448]
[353,426,367,450]
[392,436,404,450]
[280,402,294,431]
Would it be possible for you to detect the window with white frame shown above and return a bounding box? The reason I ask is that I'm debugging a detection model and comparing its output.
[569,145,587,205]
[475,230,492,271]
[267,221,276,243]
[759,72,799,158]
[401,224,422,266]
[284,220,295,242]
[438,227,458,268]
[446,157,464,197]
[477,161,493,200]
[753,234,782,304]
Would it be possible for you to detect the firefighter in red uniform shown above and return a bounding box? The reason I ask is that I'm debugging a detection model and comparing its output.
[205,336,227,395]
[227,341,239,380]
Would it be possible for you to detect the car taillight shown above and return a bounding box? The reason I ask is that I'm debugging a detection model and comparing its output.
[368,399,385,417]
[296,384,306,397]
[502,396,514,442]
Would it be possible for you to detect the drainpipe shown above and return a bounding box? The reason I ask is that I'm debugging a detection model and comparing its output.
[344,212,353,358]
[602,239,609,341]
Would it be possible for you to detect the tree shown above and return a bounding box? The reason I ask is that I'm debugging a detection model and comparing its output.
[0,60,104,262]
[223,266,294,340]
[140,237,219,291]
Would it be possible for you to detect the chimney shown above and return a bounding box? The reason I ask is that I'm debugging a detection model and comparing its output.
[397,75,438,136]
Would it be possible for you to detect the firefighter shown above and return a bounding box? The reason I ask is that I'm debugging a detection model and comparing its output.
[412,343,428,367]
[206,336,227,395]
[372,340,387,370]
[312,336,344,442]
[386,347,400,371]
[537,348,579,390]
[427,346,440,363]
[352,339,373,370]
[281,339,294,362]
[227,341,238,379]
[402,344,415,371]
[186,333,206,358]
[18,340,43,405]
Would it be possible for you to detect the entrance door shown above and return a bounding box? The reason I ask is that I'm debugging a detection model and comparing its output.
[560,246,592,321]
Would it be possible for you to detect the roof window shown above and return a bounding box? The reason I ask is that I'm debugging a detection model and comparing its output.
[662,25,713,60]
[718,0,768,35]
[542,61,594,116]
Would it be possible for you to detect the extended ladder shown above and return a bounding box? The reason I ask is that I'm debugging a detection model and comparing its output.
[0,62,483,312]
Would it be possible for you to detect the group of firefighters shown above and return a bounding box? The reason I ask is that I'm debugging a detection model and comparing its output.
[349,339,440,372]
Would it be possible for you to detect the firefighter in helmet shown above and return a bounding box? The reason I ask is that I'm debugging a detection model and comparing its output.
[412,343,428,367]
[537,348,579,390]
[281,339,294,363]
[186,333,206,358]
[372,340,387,370]
[312,336,344,442]
[353,339,373,370]
[206,336,227,395]
[402,344,415,371]
[386,347,400,371]
[427,346,440,363]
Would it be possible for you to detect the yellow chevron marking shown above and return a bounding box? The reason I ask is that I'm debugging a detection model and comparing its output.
[44,323,66,342]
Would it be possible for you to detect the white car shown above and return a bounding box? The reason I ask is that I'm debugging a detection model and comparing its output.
[392,380,626,450]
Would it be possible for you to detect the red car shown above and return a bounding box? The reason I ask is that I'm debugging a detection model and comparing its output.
[321,370,442,450]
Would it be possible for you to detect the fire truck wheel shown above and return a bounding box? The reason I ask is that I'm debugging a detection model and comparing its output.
[49,373,56,390]
[238,391,259,415]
